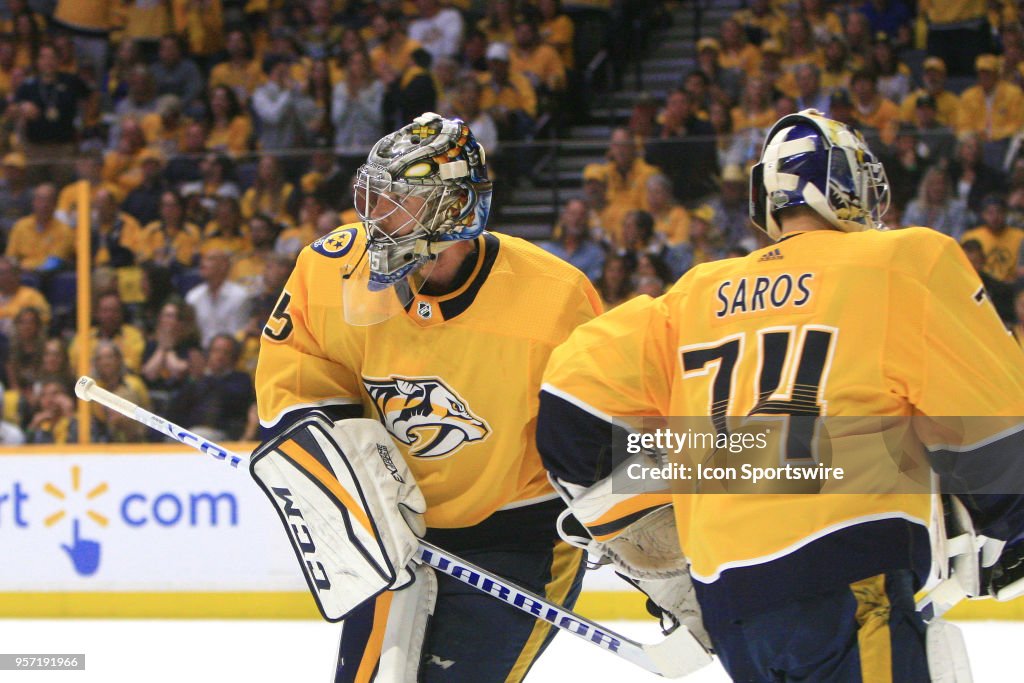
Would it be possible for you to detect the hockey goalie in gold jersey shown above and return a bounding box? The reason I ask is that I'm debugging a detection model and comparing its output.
[254,113,601,682]
[537,110,1024,682]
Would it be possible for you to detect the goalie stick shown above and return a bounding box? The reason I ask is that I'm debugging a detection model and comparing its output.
[75,375,712,679]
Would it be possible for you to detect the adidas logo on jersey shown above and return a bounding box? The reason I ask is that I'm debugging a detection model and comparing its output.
[758,248,784,262]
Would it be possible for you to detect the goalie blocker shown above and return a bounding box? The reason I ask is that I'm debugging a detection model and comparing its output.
[250,412,427,621]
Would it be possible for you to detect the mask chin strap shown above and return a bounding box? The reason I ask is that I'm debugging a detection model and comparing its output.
[413,237,460,262]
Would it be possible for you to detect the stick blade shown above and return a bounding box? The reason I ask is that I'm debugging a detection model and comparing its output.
[642,626,714,678]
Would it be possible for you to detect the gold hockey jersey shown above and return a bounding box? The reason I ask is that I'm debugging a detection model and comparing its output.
[257,226,601,529]
[539,227,1024,618]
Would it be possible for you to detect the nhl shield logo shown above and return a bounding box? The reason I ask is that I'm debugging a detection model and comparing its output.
[363,376,491,458]
[417,301,432,319]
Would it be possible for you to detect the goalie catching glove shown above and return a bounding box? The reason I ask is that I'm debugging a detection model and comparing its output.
[550,451,712,651]
[923,495,1024,621]
[250,412,426,621]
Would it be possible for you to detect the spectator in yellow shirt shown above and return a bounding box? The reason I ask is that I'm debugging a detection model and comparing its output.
[275,194,322,257]
[477,0,516,46]
[581,127,661,245]
[646,173,691,246]
[240,155,296,226]
[6,184,74,271]
[732,0,786,46]
[960,194,1024,283]
[758,39,797,98]
[174,0,224,67]
[55,152,120,228]
[718,18,761,77]
[731,75,776,132]
[209,29,265,104]
[537,0,575,69]
[478,42,537,140]
[68,292,146,373]
[851,69,900,146]
[230,213,278,295]
[140,94,189,157]
[136,190,203,268]
[0,34,17,97]
[118,0,173,61]
[821,35,852,92]
[205,85,252,157]
[26,379,81,444]
[842,11,872,72]
[781,15,824,73]
[102,118,149,195]
[958,53,1024,141]
[899,56,959,126]
[580,166,624,245]
[202,196,251,258]
[369,10,421,83]
[0,256,49,336]
[511,16,566,95]
[90,339,150,442]
[801,0,843,43]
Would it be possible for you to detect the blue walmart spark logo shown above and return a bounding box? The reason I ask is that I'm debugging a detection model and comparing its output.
[43,465,109,577]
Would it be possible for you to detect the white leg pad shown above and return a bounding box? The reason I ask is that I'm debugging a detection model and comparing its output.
[927,619,973,683]
[378,564,438,682]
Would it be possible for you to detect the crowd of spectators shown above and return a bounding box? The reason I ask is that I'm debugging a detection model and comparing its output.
[0,0,658,444]
[538,0,1024,349]
[0,0,1023,445]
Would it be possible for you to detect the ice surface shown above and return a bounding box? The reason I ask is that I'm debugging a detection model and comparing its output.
[0,618,1019,681]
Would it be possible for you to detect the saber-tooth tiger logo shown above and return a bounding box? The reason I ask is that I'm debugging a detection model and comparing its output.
[363,376,490,458]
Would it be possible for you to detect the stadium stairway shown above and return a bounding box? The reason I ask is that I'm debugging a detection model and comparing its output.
[496,0,745,241]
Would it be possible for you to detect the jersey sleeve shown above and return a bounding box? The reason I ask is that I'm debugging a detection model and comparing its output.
[905,236,1024,540]
[255,247,363,432]
[904,236,1024,416]
[537,292,677,485]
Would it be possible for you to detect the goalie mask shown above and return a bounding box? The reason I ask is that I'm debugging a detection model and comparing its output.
[750,109,889,240]
[354,113,492,291]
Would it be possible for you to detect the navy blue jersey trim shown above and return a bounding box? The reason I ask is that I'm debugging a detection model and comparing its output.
[537,390,619,485]
[695,518,931,623]
[930,427,1024,540]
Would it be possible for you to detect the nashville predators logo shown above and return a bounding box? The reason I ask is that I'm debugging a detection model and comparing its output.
[363,376,490,458]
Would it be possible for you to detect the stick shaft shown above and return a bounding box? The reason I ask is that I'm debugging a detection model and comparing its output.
[75,376,245,467]
[73,376,707,677]
[414,542,670,673]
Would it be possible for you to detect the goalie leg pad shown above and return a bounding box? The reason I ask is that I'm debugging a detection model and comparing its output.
[251,412,426,621]
[333,565,438,683]
[926,619,974,683]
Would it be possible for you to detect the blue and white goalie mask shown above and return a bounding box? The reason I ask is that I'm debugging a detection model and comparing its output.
[750,109,889,240]
[353,113,492,290]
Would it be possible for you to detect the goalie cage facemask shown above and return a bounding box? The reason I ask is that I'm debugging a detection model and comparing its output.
[354,112,493,291]
[750,108,890,241]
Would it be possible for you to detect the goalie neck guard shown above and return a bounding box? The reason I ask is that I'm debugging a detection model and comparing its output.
[354,112,493,291]
[749,109,890,240]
